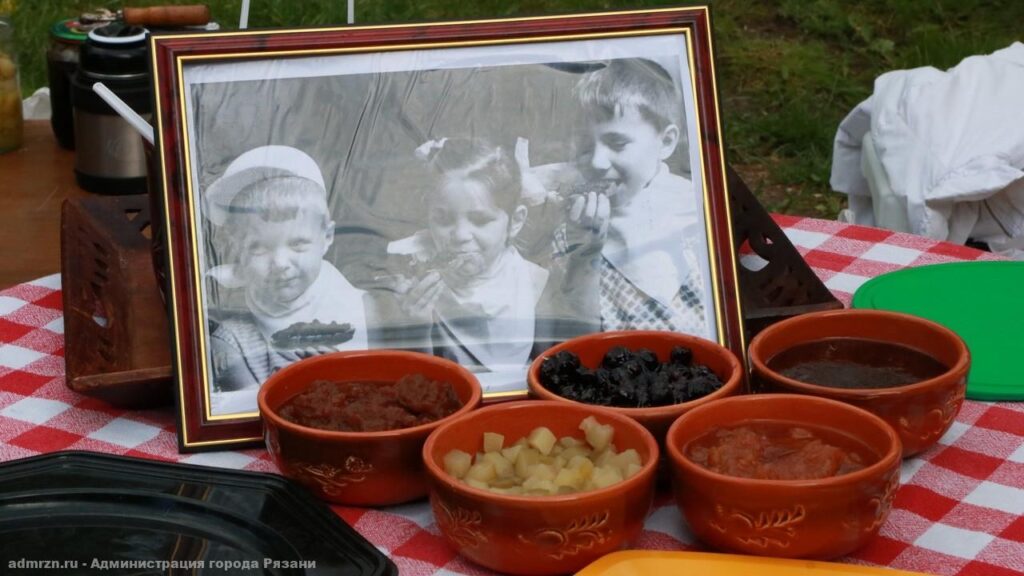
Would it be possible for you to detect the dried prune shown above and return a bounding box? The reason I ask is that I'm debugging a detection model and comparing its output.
[649,371,674,406]
[537,345,724,408]
[636,348,659,371]
[670,346,693,366]
[538,350,581,389]
[602,346,633,370]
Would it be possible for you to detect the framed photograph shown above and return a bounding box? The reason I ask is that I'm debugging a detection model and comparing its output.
[151,6,744,451]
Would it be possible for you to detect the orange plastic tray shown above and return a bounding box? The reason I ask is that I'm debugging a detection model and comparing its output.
[578,551,933,576]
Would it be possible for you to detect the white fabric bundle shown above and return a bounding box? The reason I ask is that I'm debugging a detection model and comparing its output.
[831,42,1024,258]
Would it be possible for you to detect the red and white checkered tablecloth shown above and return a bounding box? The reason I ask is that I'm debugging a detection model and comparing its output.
[1,216,1021,576]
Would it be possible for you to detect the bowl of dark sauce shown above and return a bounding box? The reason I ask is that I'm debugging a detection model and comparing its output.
[748,310,970,457]
[769,338,949,389]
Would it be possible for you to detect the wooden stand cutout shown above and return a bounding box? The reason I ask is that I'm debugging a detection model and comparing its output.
[728,166,843,342]
[60,195,173,408]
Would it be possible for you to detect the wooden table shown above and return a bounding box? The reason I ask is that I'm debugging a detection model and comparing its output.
[0,120,91,288]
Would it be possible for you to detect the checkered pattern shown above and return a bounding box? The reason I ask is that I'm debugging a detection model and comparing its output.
[599,256,707,334]
[754,216,1004,307]
[0,275,276,471]
[0,217,1018,576]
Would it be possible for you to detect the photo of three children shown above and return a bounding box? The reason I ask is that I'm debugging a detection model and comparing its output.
[191,53,715,416]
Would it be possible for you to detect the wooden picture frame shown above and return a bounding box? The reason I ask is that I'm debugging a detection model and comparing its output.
[150,6,743,451]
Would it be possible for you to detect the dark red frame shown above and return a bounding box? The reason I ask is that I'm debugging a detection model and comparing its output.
[150,6,743,452]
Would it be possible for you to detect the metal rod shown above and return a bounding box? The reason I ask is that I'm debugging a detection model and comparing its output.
[92,82,154,145]
[239,0,251,29]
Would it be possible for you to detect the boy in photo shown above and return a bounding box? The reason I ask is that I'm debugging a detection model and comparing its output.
[542,57,708,337]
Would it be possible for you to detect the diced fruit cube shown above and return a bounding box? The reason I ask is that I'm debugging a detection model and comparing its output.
[443,449,472,479]
[528,426,557,455]
[591,466,624,489]
[580,417,615,451]
[483,432,504,453]
[465,461,497,483]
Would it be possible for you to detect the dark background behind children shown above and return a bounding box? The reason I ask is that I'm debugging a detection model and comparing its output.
[188,58,691,305]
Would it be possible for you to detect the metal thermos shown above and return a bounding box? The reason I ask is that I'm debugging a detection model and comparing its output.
[72,24,150,195]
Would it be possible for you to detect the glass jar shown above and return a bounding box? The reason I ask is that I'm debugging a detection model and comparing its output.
[0,13,22,154]
[48,19,88,150]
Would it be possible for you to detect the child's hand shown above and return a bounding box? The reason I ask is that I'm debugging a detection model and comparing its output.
[564,191,611,255]
[515,137,593,261]
[396,271,444,318]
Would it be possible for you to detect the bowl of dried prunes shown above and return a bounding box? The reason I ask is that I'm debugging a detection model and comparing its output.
[527,331,744,447]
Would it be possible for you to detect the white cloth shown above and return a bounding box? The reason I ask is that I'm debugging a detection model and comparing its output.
[831,42,1024,258]
[434,247,547,392]
[604,164,702,308]
[22,88,51,120]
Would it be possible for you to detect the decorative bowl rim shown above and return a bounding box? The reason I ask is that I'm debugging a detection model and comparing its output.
[422,399,660,504]
[747,309,970,399]
[666,393,902,488]
[258,349,483,441]
[526,330,744,418]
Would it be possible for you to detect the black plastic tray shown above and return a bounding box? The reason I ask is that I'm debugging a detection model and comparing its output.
[0,451,397,575]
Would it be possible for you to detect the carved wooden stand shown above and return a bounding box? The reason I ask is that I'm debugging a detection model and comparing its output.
[60,195,172,408]
[60,172,841,407]
[727,166,843,340]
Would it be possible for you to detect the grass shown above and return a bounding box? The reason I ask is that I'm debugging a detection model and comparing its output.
[8,0,1023,217]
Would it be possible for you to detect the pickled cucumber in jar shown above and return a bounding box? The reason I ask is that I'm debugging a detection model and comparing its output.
[0,14,22,154]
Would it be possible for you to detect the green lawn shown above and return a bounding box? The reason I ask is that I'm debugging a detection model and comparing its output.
[9,0,1023,217]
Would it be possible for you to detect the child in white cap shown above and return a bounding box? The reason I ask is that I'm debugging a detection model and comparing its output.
[204,145,368,415]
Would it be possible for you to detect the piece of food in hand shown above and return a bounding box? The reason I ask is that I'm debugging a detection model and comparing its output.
[553,180,617,209]
[271,320,355,349]
[391,251,478,282]
[567,180,616,197]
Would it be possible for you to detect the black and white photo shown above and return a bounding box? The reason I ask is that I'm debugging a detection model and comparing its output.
[152,8,743,449]
[178,34,718,417]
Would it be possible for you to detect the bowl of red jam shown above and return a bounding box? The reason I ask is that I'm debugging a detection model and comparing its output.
[258,350,482,506]
[748,309,970,457]
[666,393,902,559]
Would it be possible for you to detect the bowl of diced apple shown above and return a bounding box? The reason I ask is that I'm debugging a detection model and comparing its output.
[421,400,659,575]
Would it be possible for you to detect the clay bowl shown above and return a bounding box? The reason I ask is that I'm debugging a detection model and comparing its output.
[527,330,744,446]
[748,309,970,457]
[258,350,482,506]
[422,400,659,575]
[667,394,902,559]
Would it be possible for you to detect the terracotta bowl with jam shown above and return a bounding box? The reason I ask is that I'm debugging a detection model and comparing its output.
[258,350,482,506]
[422,400,659,575]
[527,330,744,448]
[748,309,970,457]
[667,393,902,559]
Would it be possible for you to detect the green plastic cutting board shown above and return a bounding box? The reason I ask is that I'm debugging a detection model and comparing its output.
[852,261,1024,401]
